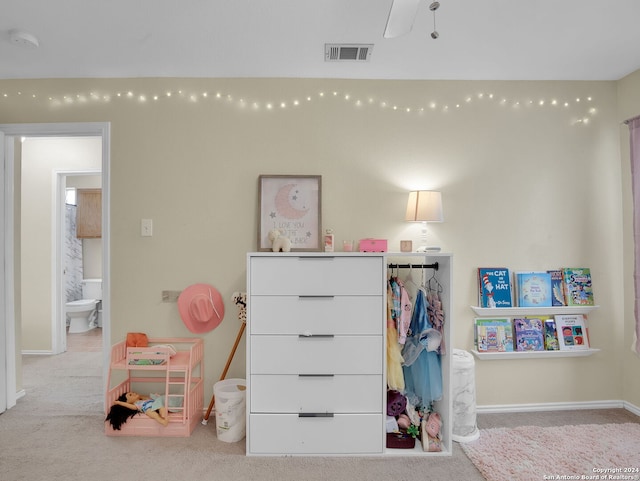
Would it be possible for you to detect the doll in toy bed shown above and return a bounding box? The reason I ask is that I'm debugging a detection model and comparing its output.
[106,392,169,430]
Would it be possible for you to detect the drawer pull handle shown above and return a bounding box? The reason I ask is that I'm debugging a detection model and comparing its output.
[298,257,335,261]
[298,413,334,418]
[298,295,335,299]
[298,334,335,338]
[298,374,335,378]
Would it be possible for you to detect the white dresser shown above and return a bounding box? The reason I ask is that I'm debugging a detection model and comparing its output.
[246,252,452,456]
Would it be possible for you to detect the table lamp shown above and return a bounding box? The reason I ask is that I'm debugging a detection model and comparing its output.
[405,190,443,252]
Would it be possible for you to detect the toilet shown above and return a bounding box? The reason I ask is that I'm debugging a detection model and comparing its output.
[66,278,102,333]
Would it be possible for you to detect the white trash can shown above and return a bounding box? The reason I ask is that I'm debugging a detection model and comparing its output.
[214,378,246,443]
[451,349,480,443]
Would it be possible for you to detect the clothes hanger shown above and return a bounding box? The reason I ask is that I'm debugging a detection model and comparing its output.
[418,265,428,294]
[387,263,396,281]
[428,267,443,295]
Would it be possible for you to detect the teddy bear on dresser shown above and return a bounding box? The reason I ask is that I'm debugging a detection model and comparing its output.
[268,229,291,252]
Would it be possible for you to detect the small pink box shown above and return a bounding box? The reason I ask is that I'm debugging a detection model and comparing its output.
[359,238,388,252]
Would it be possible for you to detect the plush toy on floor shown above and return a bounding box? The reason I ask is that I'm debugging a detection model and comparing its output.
[422,411,443,452]
[268,229,291,252]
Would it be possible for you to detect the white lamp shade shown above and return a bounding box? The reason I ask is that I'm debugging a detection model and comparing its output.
[405,191,443,222]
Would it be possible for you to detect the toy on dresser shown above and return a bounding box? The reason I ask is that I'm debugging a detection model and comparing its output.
[268,229,291,252]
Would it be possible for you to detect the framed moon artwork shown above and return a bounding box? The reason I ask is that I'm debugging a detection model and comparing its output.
[258,174,322,251]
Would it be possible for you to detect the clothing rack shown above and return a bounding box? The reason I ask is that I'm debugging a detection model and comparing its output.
[387,262,439,270]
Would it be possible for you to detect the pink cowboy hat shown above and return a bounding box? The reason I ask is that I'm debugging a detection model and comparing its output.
[178,283,225,333]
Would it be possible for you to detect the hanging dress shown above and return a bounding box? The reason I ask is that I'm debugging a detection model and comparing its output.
[427,287,446,355]
[402,288,443,407]
[396,278,412,345]
[386,281,405,391]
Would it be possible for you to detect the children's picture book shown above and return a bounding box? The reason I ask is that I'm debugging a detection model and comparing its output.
[513,317,545,351]
[543,317,560,351]
[547,270,566,306]
[475,318,514,352]
[555,314,590,350]
[477,268,513,308]
[562,268,594,306]
[515,272,552,307]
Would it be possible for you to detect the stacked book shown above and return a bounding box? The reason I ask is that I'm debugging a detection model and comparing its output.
[474,314,590,352]
[477,267,594,308]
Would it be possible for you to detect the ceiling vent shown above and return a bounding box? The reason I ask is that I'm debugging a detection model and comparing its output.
[324,44,373,62]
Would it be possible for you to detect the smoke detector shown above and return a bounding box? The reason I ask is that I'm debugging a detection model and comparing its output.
[324,44,373,62]
[9,29,40,49]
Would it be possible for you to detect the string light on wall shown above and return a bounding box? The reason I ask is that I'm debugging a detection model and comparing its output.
[0,87,597,125]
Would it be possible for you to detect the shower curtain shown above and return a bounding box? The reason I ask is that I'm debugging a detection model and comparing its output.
[65,204,83,302]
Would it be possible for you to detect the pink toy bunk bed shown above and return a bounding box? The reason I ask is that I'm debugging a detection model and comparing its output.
[105,337,204,437]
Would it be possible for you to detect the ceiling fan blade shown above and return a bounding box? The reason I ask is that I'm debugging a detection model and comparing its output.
[384,0,421,38]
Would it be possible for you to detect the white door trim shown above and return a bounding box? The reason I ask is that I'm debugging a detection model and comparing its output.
[0,122,111,409]
[0,131,8,413]
[53,169,102,355]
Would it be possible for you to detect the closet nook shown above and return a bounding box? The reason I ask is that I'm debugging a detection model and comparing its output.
[246,252,452,456]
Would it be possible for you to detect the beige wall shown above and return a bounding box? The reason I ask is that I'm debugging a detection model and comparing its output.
[617,69,640,409]
[0,76,635,407]
[20,138,101,351]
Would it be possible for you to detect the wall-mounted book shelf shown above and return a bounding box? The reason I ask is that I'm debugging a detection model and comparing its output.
[471,306,599,317]
[470,305,599,360]
[471,348,600,360]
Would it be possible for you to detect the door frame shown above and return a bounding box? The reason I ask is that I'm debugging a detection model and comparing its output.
[54,170,102,355]
[0,131,6,413]
[0,122,110,411]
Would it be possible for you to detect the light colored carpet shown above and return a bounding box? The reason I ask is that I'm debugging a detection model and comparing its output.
[1,352,484,481]
[461,423,640,481]
[3,351,639,481]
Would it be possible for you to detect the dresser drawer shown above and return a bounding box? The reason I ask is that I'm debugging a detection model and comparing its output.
[249,295,383,335]
[248,413,384,455]
[250,336,382,375]
[250,255,383,295]
[250,374,382,413]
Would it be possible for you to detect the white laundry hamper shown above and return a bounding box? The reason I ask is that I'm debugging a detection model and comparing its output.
[451,349,480,443]
[214,378,246,442]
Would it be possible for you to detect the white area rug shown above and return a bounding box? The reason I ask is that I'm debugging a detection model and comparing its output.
[460,423,640,481]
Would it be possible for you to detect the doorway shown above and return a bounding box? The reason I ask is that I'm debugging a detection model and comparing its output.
[0,122,110,413]
[58,173,103,355]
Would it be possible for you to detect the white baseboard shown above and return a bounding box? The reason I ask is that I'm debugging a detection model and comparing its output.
[21,350,54,355]
[477,400,640,415]
[16,389,25,400]
[624,401,640,417]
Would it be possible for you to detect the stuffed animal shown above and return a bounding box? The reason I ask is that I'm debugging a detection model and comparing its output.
[386,390,407,417]
[268,229,291,252]
[421,411,443,452]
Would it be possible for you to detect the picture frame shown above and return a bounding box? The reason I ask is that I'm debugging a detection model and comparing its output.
[258,175,322,251]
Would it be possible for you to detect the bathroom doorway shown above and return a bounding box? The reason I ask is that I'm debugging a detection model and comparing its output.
[19,138,102,357]
[0,122,111,413]
[58,173,103,354]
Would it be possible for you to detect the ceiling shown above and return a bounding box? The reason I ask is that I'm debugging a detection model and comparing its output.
[2,0,640,81]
